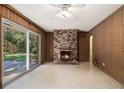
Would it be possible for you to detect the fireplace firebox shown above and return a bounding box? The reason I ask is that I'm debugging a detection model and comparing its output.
[60,51,72,61]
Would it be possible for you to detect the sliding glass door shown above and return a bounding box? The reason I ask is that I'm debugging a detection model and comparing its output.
[2,19,41,85]
[3,22,27,84]
[29,33,40,68]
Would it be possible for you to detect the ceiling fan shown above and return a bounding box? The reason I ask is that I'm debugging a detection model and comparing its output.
[50,4,86,18]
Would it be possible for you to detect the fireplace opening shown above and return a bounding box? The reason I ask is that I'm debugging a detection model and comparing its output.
[60,51,72,61]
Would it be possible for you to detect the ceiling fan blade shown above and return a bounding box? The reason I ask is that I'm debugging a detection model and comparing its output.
[68,7,76,12]
[71,4,86,8]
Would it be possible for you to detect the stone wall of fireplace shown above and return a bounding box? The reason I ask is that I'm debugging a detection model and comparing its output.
[53,29,78,64]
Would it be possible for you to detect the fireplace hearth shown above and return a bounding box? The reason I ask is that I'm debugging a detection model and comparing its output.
[60,51,72,61]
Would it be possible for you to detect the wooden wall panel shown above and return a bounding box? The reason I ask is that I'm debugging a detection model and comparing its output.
[121,6,124,84]
[90,5,124,85]
[78,32,89,62]
[121,36,124,52]
[0,14,2,88]
[105,17,113,75]
[46,32,53,61]
[41,31,47,63]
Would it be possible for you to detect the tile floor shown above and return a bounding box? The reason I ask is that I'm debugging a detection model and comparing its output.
[6,62,124,89]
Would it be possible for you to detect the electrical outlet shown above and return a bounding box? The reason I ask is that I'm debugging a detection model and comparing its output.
[102,62,106,67]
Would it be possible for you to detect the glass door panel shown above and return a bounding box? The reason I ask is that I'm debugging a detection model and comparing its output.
[3,23,27,85]
[29,33,40,68]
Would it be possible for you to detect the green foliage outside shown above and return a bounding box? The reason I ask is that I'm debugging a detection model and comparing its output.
[4,54,37,62]
[29,33,39,61]
[4,54,26,61]
[3,26,39,62]
[4,26,26,54]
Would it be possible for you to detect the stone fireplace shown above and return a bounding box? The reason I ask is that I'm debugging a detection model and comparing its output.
[60,50,72,61]
[53,29,78,64]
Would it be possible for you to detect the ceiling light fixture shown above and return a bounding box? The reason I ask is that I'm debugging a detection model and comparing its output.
[50,4,86,18]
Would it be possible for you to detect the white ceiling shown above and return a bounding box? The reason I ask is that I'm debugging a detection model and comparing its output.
[10,4,122,32]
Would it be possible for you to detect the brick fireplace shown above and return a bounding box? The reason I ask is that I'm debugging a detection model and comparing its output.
[53,29,78,64]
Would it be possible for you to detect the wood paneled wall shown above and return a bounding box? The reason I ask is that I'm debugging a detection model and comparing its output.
[41,31,47,63]
[46,32,53,61]
[90,5,124,84]
[78,32,89,62]
[0,14,2,88]
[0,4,47,88]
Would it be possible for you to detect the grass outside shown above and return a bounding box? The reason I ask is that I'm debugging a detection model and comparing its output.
[4,54,26,61]
[4,54,37,62]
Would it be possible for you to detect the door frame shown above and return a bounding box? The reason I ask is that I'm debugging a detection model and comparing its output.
[1,18,41,87]
[1,18,28,86]
[28,30,41,69]
[89,35,93,65]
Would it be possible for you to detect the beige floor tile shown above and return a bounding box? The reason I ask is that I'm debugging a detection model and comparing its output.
[6,62,124,89]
